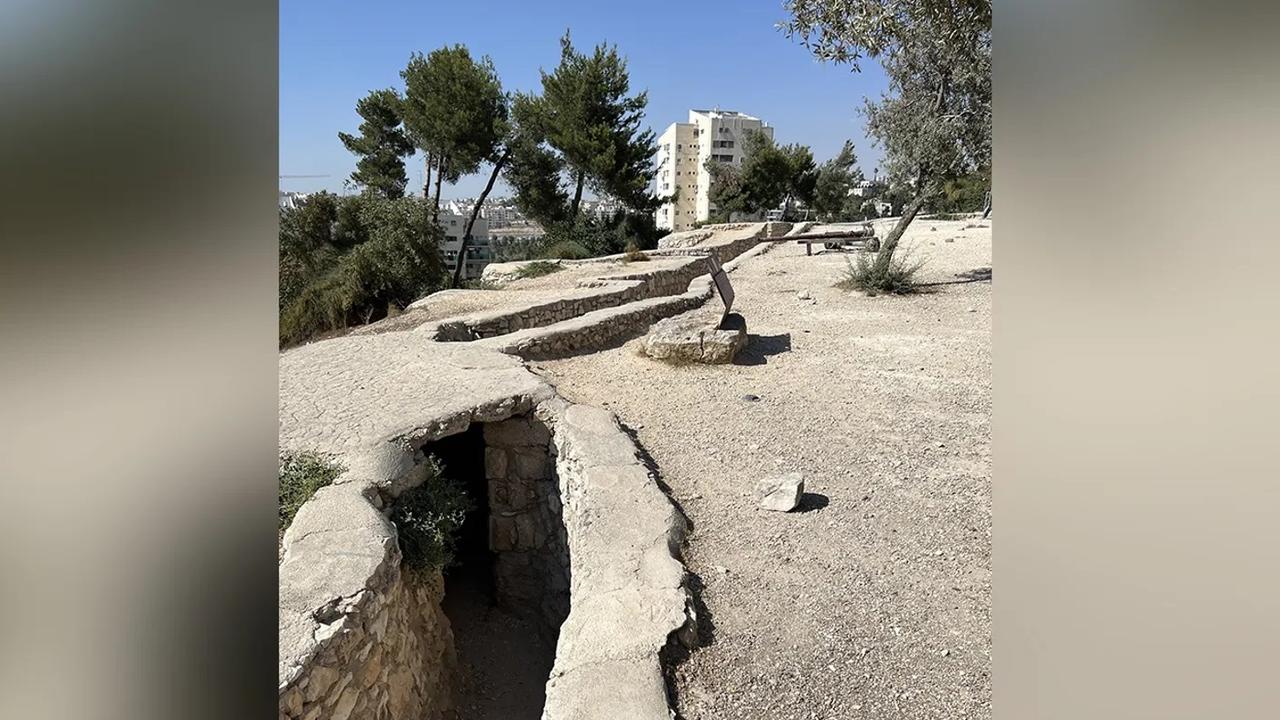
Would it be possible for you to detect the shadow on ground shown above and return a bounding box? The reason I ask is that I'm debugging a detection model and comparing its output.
[918,266,992,287]
[734,332,792,366]
[660,570,718,720]
[794,492,830,513]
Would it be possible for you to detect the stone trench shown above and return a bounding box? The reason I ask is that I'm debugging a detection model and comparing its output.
[278,222,795,720]
[418,415,572,719]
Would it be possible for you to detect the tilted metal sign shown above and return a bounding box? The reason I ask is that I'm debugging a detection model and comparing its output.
[706,255,734,326]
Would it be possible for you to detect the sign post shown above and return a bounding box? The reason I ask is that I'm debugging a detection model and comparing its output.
[706,255,734,328]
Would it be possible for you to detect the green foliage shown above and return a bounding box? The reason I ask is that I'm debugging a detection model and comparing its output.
[705,161,745,222]
[811,140,864,220]
[783,0,991,268]
[511,32,658,222]
[279,451,344,533]
[390,459,473,572]
[338,89,414,199]
[705,131,818,220]
[531,207,660,260]
[279,194,447,346]
[622,241,650,262]
[539,238,593,260]
[402,46,509,185]
[784,0,990,188]
[929,166,990,214]
[504,103,572,227]
[402,45,513,288]
[514,260,564,279]
[837,249,923,296]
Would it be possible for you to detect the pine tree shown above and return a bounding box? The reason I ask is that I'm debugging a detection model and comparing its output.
[524,31,657,221]
[812,141,864,220]
[338,89,414,199]
[401,45,511,286]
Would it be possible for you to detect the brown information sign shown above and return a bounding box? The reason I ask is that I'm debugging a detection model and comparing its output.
[707,255,734,324]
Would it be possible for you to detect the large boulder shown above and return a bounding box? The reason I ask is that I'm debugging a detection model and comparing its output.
[643,312,747,364]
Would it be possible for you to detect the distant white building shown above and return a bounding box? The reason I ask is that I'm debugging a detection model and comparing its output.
[852,177,887,198]
[279,191,310,210]
[438,212,491,281]
[653,109,775,231]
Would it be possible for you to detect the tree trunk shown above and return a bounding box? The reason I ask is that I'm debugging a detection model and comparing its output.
[432,156,446,224]
[569,168,585,221]
[981,190,992,219]
[424,153,433,200]
[422,153,434,240]
[873,191,929,273]
[451,148,512,288]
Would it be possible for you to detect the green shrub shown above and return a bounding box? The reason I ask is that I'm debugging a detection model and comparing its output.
[622,241,651,262]
[538,239,593,260]
[514,260,564,279]
[279,451,345,532]
[278,193,447,346]
[838,250,924,296]
[390,459,473,572]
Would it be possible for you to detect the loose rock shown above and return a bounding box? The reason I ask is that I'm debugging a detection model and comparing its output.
[756,472,804,512]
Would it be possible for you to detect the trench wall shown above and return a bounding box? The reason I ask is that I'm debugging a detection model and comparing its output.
[438,257,711,341]
[278,482,455,720]
[484,416,571,637]
[541,401,694,719]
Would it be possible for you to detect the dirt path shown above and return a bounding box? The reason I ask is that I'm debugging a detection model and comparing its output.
[536,217,992,719]
[442,561,554,720]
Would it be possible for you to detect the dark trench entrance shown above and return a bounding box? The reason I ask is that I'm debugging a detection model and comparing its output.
[421,417,569,720]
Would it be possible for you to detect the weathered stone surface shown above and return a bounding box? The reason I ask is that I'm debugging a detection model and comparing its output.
[277,224,784,720]
[756,472,805,512]
[643,311,747,364]
[541,402,692,720]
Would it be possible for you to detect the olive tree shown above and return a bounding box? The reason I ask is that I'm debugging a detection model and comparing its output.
[782,0,991,276]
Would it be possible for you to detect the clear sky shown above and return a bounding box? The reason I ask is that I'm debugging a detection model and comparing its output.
[280,0,888,199]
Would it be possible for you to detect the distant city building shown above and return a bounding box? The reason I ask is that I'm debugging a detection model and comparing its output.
[653,109,775,231]
[438,212,491,281]
[279,191,311,210]
[851,177,887,198]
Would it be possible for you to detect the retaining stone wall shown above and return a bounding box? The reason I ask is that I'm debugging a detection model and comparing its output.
[437,258,709,342]
[483,416,571,638]
[278,483,455,720]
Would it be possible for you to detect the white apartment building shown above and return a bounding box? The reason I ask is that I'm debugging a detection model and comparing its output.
[654,109,774,231]
[438,212,491,281]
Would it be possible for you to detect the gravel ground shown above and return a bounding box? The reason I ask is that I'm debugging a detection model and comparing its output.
[536,217,992,719]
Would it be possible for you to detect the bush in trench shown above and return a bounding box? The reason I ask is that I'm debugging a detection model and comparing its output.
[390,458,473,572]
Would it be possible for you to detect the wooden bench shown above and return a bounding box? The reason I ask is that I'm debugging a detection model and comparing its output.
[795,234,880,255]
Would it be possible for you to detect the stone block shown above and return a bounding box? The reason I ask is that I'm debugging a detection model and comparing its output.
[511,447,552,480]
[484,447,508,479]
[484,416,552,447]
[643,311,747,365]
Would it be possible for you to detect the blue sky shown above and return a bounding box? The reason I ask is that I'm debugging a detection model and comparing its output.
[280,0,888,199]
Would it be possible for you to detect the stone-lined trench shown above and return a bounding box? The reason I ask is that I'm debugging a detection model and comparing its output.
[413,415,570,719]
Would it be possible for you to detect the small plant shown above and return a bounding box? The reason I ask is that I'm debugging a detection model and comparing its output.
[837,250,924,296]
[390,458,473,572]
[538,239,593,260]
[279,451,345,532]
[461,278,501,290]
[514,260,565,279]
[622,241,651,262]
